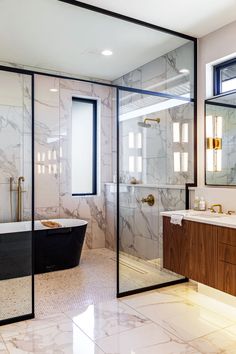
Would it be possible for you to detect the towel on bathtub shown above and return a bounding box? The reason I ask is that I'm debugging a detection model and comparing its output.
[170,214,184,226]
[41,220,62,228]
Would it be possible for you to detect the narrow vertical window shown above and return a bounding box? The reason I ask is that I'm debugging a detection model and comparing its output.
[72,97,97,195]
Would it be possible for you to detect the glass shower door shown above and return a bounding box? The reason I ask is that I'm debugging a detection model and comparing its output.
[0,69,34,324]
[117,87,194,295]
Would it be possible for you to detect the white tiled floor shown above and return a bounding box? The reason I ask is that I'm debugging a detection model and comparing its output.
[1,250,236,353]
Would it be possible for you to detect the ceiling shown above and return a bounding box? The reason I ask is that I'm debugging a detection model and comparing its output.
[0,0,189,81]
[78,0,236,38]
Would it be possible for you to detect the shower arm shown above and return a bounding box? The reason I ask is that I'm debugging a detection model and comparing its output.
[144,118,160,124]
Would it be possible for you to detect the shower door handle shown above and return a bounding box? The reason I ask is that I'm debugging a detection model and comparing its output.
[141,194,155,206]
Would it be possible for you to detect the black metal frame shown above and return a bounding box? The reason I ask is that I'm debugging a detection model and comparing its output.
[0,66,35,326]
[71,97,97,197]
[116,85,196,297]
[0,0,198,324]
[214,57,236,96]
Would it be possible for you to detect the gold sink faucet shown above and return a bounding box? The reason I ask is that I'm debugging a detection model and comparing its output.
[209,204,223,214]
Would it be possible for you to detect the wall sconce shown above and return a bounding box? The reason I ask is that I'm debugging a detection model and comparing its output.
[206,115,222,172]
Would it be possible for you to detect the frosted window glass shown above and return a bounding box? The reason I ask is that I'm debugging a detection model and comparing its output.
[72,99,96,195]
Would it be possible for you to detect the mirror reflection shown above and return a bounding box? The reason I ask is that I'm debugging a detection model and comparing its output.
[205,92,236,185]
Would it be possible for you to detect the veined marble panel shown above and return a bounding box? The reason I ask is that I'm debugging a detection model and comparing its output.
[34,76,115,249]
[0,71,32,222]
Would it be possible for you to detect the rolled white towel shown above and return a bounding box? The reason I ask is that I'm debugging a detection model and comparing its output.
[170,214,184,226]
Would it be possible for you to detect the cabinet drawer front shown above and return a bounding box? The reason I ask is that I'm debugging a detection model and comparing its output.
[218,261,236,296]
[218,227,236,246]
[219,243,236,265]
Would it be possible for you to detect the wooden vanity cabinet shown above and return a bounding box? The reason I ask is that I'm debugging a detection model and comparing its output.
[163,217,189,276]
[163,217,236,296]
[188,221,218,288]
[217,226,236,296]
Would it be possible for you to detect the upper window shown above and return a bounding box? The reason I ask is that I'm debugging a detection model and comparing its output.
[71,97,97,196]
[214,58,236,95]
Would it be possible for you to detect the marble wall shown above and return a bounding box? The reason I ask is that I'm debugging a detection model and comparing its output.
[119,102,194,186]
[105,183,185,259]
[34,75,116,249]
[113,42,194,98]
[0,70,32,223]
[104,41,194,259]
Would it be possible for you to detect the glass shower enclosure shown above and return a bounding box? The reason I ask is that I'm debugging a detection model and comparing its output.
[117,81,195,295]
[0,68,34,324]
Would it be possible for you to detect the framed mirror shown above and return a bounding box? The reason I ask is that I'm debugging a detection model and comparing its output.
[205,91,236,185]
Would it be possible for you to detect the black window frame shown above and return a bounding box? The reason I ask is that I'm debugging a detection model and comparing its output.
[72,97,97,196]
[214,58,236,96]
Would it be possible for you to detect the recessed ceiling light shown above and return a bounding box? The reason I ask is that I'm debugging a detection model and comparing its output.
[101,49,113,56]
[50,88,58,92]
[179,68,189,74]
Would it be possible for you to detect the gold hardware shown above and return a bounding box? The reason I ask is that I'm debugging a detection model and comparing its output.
[206,137,214,149]
[17,176,25,222]
[144,118,160,124]
[214,138,222,150]
[226,210,235,215]
[206,137,222,150]
[209,204,223,214]
[9,176,26,222]
[141,194,155,206]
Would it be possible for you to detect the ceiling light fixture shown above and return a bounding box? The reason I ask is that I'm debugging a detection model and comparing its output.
[101,49,113,56]
[50,88,58,92]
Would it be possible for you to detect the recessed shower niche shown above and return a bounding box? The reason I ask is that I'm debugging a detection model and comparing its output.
[0,0,196,324]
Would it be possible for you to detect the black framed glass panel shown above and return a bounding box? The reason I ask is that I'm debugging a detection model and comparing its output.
[0,69,34,324]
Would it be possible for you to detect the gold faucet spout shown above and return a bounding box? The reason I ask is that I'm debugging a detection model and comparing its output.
[209,204,223,214]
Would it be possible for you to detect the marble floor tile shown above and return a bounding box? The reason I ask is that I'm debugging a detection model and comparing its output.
[189,324,236,354]
[0,336,8,354]
[124,297,233,341]
[65,300,150,341]
[0,313,70,340]
[96,323,201,354]
[171,287,236,324]
[4,321,105,354]
[121,289,183,308]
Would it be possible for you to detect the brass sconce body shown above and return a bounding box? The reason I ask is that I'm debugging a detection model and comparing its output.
[206,137,222,150]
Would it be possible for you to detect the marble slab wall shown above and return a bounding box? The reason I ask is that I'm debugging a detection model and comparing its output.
[35,75,116,249]
[105,183,185,260]
[0,70,32,223]
[113,42,194,98]
[119,102,194,186]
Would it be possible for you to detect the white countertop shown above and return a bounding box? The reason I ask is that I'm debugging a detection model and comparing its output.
[161,210,236,229]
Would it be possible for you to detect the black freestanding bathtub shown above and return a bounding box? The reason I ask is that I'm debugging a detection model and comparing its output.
[0,219,87,279]
[34,219,88,274]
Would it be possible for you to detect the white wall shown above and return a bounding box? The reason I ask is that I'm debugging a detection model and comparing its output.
[194,20,236,211]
